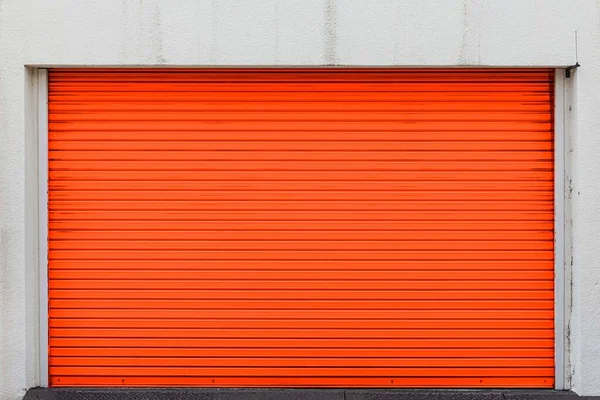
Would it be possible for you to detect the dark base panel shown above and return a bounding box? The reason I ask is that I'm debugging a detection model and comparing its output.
[24,388,594,400]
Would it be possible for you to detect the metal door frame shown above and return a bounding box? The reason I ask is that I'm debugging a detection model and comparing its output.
[36,67,569,389]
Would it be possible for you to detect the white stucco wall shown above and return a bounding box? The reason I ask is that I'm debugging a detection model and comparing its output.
[0,0,598,398]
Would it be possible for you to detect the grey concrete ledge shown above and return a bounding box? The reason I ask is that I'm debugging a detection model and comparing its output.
[23,388,597,400]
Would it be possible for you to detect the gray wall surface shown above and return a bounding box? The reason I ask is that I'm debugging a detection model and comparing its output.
[0,0,598,398]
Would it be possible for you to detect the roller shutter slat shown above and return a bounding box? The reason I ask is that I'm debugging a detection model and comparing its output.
[49,309,553,319]
[49,357,554,368]
[50,337,555,348]
[48,260,554,271]
[49,160,555,171]
[49,192,554,202]
[49,366,554,377]
[48,270,554,281]
[49,221,555,230]
[50,150,554,161]
[49,230,554,241]
[49,280,554,291]
[50,299,554,310]
[49,171,554,181]
[48,250,554,261]
[49,319,554,330]
[50,328,554,339]
[49,289,553,301]
[49,376,553,388]
[50,347,554,358]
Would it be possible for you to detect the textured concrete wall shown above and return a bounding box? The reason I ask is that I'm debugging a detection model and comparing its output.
[567,1,600,394]
[0,0,598,398]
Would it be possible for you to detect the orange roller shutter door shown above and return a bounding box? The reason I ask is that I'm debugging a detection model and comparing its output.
[47,68,555,388]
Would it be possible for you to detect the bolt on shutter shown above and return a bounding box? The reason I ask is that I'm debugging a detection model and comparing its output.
[48,68,555,388]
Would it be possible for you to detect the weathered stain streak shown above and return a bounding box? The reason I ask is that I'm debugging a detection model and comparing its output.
[459,0,469,65]
[458,0,482,65]
[150,1,166,64]
[459,0,481,65]
[274,0,280,63]
[324,0,338,65]
[210,0,218,64]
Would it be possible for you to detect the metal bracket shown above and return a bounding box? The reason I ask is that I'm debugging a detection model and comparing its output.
[565,63,580,78]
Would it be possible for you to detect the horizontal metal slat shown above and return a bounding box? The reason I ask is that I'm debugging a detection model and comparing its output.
[49,91,553,102]
[48,328,554,339]
[48,376,553,388]
[48,160,555,171]
[49,150,554,161]
[48,365,555,377]
[49,111,553,123]
[49,308,553,320]
[49,102,553,113]
[47,181,555,192]
[49,120,553,132]
[49,170,554,182]
[49,337,555,348]
[49,319,553,330]
[48,347,555,358]
[49,141,556,153]
[49,299,554,310]
[48,132,555,143]
[49,220,555,231]
[49,210,555,222]
[48,270,554,281]
[49,191,555,202]
[47,240,554,252]
[47,250,555,261]
[48,289,554,300]
[47,259,553,270]
[48,81,554,92]
[48,280,554,291]
[48,229,554,241]
[49,356,553,368]
[49,69,554,82]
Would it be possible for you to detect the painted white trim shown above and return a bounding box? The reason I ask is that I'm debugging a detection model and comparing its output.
[25,64,578,69]
[37,68,49,388]
[554,69,566,391]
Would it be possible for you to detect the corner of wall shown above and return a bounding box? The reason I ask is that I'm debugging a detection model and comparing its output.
[24,66,41,391]
[563,68,579,394]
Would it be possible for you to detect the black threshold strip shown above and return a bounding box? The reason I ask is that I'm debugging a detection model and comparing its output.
[24,387,593,400]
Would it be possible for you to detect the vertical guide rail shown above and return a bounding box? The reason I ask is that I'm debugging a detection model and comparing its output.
[554,69,566,391]
[38,69,49,387]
